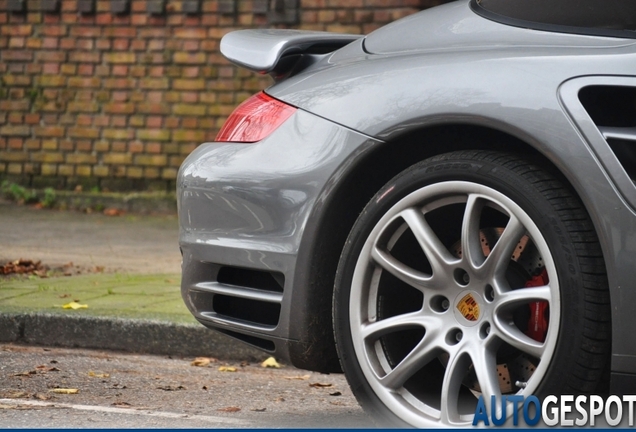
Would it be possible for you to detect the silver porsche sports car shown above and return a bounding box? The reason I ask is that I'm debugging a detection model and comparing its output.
[178,0,636,426]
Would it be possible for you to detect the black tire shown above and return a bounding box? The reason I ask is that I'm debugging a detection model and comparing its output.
[333,150,610,427]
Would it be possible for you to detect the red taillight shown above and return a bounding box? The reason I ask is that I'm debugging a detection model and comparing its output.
[215,92,296,143]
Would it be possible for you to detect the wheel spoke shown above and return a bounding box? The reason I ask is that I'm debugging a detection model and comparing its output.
[460,194,485,269]
[361,311,429,340]
[440,349,471,425]
[400,208,458,277]
[481,215,526,277]
[493,319,545,359]
[470,346,501,414]
[371,247,433,290]
[496,285,552,307]
[379,328,442,389]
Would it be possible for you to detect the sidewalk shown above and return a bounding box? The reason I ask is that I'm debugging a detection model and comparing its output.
[0,200,263,360]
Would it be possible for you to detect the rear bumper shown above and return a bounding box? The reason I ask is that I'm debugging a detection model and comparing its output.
[177,109,380,364]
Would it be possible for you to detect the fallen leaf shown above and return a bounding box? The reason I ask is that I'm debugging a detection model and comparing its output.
[47,367,60,372]
[190,357,211,367]
[112,401,131,407]
[50,360,58,364]
[250,408,266,412]
[49,389,79,394]
[309,382,333,388]
[156,385,186,391]
[33,393,51,400]
[0,404,15,410]
[58,294,71,298]
[329,391,342,396]
[103,208,124,216]
[283,374,310,380]
[88,371,110,378]
[260,357,281,368]
[275,396,285,402]
[217,406,241,413]
[62,301,88,310]
[13,371,36,377]
[218,366,237,372]
[3,391,30,398]
[330,401,347,406]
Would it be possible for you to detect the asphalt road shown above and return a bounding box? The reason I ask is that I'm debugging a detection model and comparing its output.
[0,344,373,428]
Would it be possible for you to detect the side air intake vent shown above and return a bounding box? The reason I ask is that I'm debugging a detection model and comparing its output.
[187,263,285,330]
[579,86,636,181]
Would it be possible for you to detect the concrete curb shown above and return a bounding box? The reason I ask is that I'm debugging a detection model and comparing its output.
[0,313,264,361]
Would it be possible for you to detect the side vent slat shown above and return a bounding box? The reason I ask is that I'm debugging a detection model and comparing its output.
[193,282,283,303]
[599,127,636,142]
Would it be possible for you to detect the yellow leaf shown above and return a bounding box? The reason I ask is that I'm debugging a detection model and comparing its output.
[191,357,211,367]
[261,357,281,368]
[62,301,88,310]
[283,374,310,380]
[218,366,237,372]
[49,389,79,394]
[88,371,110,378]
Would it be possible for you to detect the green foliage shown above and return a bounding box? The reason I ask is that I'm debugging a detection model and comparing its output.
[1,180,38,204]
[41,187,56,208]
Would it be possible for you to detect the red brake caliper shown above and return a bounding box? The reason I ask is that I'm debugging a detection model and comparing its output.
[525,268,549,343]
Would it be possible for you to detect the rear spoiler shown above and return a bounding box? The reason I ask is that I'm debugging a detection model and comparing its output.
[220,29,362,79]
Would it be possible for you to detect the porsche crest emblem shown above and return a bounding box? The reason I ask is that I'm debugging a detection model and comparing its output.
[457,293,480,321]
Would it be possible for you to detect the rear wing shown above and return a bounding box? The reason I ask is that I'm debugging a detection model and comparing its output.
[220,29,362,79]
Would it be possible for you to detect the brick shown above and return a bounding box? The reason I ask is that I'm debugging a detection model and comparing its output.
[66,153,97,164]
[41,25,67,37]
[173,52,206,65]
[0,125,30,137]
[41,164,57,175]
[102,129,134,140]
[104,103,135,114]
[93,165,110,177]
[42,63,60,75]
[2,75,31,86]
[9,36,25,48]
[36,51,67,62]
[77,64,94,75]
[2,50,33,61]
[7,163,22,175]
[136,103,169,115]
[93,141,109,152]
[58,165,74,176]
[138,78,169,90]
[31,152,64,163]
[135,154,167,166]
[174,28,206,39]
[70,26,101,37]
[75,165,91,176]
[69,51,100,63]
[172,104,206,116]
[1,25,32,36]
[0,151,28,162]
[137,129,170,141]
[173,79,205,91]
[24,114,40,124]
[104,52,136,64]
[67,101,99,112]
[61,64,77,75]
[41,139,59,150]
[172,130,205,142]
[102,153,132,164]
[103,78,136,89]
[68,127,99,139]
[68,77,101,88]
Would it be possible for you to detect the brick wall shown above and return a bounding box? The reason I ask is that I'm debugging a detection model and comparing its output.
[0,0,449,191]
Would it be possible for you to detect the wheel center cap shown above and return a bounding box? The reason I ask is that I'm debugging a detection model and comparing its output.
[453,291,483,326]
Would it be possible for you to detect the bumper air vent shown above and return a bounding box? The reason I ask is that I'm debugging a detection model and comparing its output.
[579,86,636,182]
[187,264,285,330]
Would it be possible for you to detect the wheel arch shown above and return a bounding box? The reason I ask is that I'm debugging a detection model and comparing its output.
[288,120,597,373]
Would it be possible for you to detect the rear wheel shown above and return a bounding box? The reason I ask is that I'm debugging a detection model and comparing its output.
[333,151,610,427]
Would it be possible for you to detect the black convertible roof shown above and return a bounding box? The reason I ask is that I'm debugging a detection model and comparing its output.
[472,0,636,39]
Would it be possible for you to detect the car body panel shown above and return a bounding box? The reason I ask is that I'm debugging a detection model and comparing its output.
[178,0,636,385]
